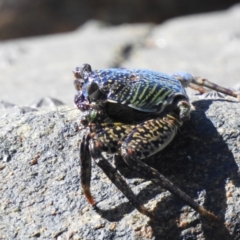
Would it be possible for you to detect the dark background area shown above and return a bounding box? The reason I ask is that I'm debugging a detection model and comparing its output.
[0,0,239,40]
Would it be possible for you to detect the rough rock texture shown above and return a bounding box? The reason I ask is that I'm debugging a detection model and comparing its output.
[0,96,240,240]
[1,4,240,240]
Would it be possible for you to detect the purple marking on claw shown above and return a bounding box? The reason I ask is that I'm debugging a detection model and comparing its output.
[74,91,90,111]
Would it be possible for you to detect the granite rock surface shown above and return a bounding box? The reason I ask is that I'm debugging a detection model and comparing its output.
[0,96,240,239]
[1,4,240,240]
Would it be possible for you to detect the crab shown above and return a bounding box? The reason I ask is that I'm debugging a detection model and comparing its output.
[73,63,240,221]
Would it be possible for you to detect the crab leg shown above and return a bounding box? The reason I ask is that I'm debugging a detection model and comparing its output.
[87,125,158,219]
[122,153,218,220]
[191,76,240,100]
[90,152,157,219]
[188,83,209,94]
[80,134,95,205]
[120,113,218,221]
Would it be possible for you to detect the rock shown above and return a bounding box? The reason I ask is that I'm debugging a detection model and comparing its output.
[0,97,65,118]
[1,5,240,239]
[0,100,38,118]
[0,100,15,117]
[29,97,64,109]
[0,96,240,239]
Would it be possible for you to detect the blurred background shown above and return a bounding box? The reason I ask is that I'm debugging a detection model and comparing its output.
[0,0,240,108]
[0,0,239,40]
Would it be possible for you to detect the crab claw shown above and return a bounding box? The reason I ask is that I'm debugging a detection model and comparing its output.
[74,91,91,111]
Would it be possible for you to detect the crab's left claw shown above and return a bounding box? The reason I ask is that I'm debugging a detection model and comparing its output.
[80,134,95,205]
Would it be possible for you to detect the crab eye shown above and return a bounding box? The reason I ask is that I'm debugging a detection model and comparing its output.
[87,82,100,100]
[73,64,92,80]
[80,64,92,80]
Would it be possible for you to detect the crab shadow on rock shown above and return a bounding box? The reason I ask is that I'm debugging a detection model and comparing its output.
[93,99,239,239]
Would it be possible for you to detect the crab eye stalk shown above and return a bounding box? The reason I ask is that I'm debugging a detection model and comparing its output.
[73,63,92,80]
[80,64,92,79]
